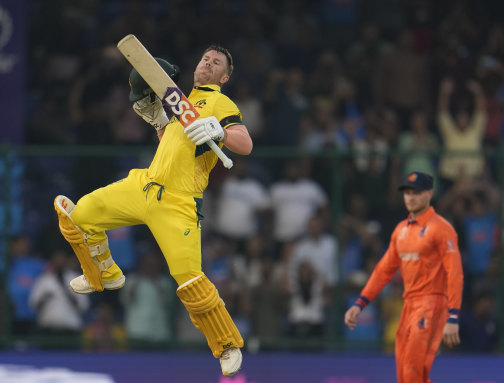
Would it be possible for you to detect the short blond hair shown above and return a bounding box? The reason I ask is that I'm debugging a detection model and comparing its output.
[203,45,233,76]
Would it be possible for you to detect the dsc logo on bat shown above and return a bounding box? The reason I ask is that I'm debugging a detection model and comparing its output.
[163,87,198,127]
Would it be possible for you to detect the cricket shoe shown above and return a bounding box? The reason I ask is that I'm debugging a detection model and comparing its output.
[70,272,126,294]
[220,347,242,376]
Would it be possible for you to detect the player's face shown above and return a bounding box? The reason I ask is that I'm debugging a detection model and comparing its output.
[194,50,230,86]
[403,189,432,216]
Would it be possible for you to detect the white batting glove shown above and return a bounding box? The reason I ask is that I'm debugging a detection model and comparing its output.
[184,116,225,145]
[133,94,170,131]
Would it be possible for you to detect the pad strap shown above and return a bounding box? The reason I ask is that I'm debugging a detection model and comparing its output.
[87,238,109,257]
[97,256,114,272]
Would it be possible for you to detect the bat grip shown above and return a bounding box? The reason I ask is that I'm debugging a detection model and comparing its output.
[208,141,233,169]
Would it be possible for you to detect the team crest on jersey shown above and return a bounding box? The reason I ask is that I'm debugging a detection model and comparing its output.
[195,99,206,109]
[446,240,457,252]
[419,225,427,237]
[417,317,428,330]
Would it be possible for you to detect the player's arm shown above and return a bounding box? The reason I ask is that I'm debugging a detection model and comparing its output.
[438,78,454,114]
[344,230,401,330]
[185,96,253,155]
[222,124,253,155]
[437,223,464,347]
[466,80,485,114]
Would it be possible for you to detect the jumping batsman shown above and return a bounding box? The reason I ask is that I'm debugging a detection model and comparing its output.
[344,171,463,383]
[54,46,252,376]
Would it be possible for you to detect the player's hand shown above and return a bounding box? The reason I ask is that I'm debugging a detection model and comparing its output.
[344,305,362,330]
[133,93,170,131]
[184,116,225,145]
[442,322,460,348]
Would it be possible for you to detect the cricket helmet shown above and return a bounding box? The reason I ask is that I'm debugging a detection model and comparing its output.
[128,57,180,102]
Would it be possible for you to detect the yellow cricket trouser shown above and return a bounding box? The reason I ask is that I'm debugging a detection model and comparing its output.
[71,168,204,285]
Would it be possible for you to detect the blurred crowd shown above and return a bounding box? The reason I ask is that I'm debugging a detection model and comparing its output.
[1,0,503,353]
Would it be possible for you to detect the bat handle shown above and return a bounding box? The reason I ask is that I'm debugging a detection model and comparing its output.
[208,140,233,169]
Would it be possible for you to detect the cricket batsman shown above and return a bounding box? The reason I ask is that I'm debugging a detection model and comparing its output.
[54,46,252,376]
[344,171,463,383]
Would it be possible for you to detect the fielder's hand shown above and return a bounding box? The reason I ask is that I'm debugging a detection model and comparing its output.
[133,93,170,131]
[442,323,460,348]
[344,305,362,330]
[184,116,225,145]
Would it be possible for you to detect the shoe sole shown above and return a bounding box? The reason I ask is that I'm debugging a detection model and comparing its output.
[221,351,243,377]
[70,275,126,294]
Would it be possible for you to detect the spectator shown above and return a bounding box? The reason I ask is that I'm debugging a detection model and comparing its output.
[287,261,329,338]
[301,97,343,150]
[269,158,329,260]
[264,67,309,146]
[459,291,498,352]
[82,302,127,351]
[233,79,265,145]
[232,235,273,290]
[29,250,90,336]
[0,155,24,239]
[437,78,487,186]
[374,28,430,129]
[7,234,46,335]
[215,158,271,250]
[462,190,498,298]
[345,22,394,108]
[339,194,383,280]
[120,251,174,344]
[288,212,339,290]
[249,256,287,341]
[398,109,439,181]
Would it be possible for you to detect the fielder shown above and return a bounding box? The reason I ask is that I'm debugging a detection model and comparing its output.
[344,171,463,383]
[54,46,252,376]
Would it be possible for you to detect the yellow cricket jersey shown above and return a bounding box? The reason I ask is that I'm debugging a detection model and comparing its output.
[148,84,242,194]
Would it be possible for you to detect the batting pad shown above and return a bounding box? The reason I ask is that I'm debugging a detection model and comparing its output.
[54,195,104,292]
[177,275,244,357]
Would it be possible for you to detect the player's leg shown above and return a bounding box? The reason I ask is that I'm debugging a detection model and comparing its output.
[422,297,447,382]
[55,169,146,293]
[146,191,243,376]
[395,303,410,383]
[401,296,445,383]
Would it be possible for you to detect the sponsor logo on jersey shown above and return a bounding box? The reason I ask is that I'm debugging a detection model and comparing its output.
[419,225,427,237]
[184,229,190,236]
[399,252,419,261]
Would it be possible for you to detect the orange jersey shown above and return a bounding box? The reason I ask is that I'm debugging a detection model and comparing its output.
[361,207,463,310]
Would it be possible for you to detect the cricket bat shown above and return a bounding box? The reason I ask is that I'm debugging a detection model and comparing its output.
[117,34,233,169]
